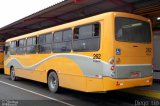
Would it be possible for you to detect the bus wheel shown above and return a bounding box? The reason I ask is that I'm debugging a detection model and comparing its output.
[48,72,59,93]
[10,67,17,81]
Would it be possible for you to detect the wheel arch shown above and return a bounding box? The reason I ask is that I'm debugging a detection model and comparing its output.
[47,69,61,93]
[10,65,14,75]
[47,69,58,83]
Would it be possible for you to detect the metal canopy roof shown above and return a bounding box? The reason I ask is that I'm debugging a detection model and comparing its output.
[0,0,160,41]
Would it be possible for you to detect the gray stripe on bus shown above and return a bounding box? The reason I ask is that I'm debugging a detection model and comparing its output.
[6,54,153,78]
[6,54,112,78]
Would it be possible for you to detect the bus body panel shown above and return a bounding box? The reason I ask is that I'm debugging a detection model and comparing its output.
[103,76,152,91]
[4,12,153,92]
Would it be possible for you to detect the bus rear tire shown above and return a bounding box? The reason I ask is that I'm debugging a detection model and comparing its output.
[10,67,17,81]
[48,72,59,93]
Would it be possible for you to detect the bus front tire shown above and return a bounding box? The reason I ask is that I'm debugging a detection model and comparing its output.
[48,72,59,93]
[10,67,17,81]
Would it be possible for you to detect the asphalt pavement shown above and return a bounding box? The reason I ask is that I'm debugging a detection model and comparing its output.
[0,74,158,106]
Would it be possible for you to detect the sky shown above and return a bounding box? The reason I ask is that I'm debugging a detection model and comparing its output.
[0,0,63,28]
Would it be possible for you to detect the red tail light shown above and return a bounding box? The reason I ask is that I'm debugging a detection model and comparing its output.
[111,66,116,71]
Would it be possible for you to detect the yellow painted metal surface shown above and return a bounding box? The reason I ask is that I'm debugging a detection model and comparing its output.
[4,12,153,92]
[103,76,153,91]
[0,42,4,69]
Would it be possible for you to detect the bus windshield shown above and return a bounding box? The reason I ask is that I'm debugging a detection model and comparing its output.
[115,17,151,43]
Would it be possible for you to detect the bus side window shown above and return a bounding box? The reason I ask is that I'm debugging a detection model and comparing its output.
[10,41,17,55]
[38,33,52,53]
[63,29,72,42]
[16,40,19,47]
[5,43,9,55]
[5,46,8,55]
[73,23,100,52]
[73,28,79,39]
[26,37,37,54]
[53,29,72,53]
[53,31,63,52]
[62,29,72,52]
[93,23,100,37]
[17,39,26,54]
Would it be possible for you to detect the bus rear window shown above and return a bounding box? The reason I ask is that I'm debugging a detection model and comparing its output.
[115,17,151,43]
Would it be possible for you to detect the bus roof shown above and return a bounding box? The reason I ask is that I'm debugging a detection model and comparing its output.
[6,12,150,42]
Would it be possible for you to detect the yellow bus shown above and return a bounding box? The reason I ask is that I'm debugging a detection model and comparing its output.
[0,42,4,70]
[4,12,153,93]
